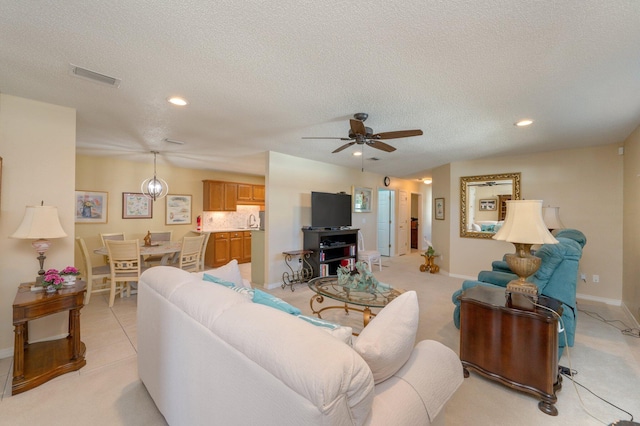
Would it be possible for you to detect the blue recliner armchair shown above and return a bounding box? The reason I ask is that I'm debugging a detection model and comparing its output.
[452,229,587,357]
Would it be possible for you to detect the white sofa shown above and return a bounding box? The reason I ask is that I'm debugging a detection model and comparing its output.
[138,265,463,426]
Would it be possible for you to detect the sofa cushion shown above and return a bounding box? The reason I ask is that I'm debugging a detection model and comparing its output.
[196,259,247,288]
[252,289,301,315]
[297,315,353,345]
[353,291,419,384]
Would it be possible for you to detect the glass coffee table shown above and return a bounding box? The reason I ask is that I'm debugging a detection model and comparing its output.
[308,275,404,329]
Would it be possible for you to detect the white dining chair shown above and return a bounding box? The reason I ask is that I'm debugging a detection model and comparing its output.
[357,230,382,272]
[198,232,211,272]
[106,239,148,307]
[178,235,205,272]
[76,237,111,305]
[100,232,125,265]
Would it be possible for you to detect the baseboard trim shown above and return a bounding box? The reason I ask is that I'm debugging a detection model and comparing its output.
[448,273,477,281]
[576,293,621,306]
[621,302,640,328]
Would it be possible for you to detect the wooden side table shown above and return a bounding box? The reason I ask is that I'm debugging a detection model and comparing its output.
[12,281,87,395]
[458,285,562,415]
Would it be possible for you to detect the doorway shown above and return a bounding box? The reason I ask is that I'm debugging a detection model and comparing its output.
[377,189,394,256]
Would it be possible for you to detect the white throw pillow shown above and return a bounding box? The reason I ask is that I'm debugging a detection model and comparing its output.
[353,290,418,384]
[200,259,246,288]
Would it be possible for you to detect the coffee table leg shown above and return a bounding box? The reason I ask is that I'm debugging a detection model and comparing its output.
[363,307,372,327]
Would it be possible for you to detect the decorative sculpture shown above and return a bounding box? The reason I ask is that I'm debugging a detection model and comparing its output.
[337,261,380,293]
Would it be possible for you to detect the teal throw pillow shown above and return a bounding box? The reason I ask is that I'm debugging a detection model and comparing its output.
[203,273,236,288]
[252,289,301,315]
[297,315,340,329]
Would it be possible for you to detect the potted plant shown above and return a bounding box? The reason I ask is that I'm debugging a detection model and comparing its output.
[42,269,64,292]
[60,266,80,284]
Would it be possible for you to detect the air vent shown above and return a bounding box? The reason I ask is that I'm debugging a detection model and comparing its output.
[70,64,121,88]
[163,138,185,145]
[368,157,380,161]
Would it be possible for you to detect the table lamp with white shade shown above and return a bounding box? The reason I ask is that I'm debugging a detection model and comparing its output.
[493,200,558,300]
[10,205,67,284]
[542,206,564,232]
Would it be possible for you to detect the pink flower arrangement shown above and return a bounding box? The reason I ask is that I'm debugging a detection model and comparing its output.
[43,269,64,288]
[61,266,80,276]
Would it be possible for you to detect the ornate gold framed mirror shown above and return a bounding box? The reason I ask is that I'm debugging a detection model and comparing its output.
[460,172,521,239]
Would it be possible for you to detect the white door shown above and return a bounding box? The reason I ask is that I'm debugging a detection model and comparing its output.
[398,190,409,255]
[377,189,393,256]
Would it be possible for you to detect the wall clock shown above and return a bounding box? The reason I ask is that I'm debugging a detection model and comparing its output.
[383,176,390,187]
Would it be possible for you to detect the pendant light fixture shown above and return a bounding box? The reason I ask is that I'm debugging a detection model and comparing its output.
[141,151,169,201]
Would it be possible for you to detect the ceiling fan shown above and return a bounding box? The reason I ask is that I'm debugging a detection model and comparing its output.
[302,113,423,154]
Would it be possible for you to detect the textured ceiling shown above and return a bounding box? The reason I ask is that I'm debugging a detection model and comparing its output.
[2,1,640,179]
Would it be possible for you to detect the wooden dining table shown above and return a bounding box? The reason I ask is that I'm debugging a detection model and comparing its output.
[94,241,182,266]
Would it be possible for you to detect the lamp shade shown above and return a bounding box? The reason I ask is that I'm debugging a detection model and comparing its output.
[10,205,67,239]
[493,200,558,244]
[542,206,564,230]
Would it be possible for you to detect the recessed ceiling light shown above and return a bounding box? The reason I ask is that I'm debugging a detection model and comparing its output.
[353,151,362,156]
[515,119,533,127]
[167,97,188,106]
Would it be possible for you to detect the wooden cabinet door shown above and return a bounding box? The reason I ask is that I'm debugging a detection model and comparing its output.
[213,233,230,267]
[224,183,237,211]
[242,231,252,263]
[237,184,253,202]
[204,234,216,268]
[229,232,243,262]
[203,181,225,211]
[252,185,265,202]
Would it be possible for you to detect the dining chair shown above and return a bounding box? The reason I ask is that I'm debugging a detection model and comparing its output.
[106,239,147,307]
[100,232,126,265]
[144,231,173,266]
[357,230,382,272]
[178,235,205,272]
[76,237,112,305]
[198,232,211,272]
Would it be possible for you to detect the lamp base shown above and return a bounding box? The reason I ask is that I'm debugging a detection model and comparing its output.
[506,279,539,299]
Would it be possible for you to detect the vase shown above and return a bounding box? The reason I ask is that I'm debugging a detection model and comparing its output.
[45,285,57,293]
[62,275,77,285]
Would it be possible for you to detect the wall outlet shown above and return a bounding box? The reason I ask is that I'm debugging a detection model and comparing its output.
[592,275,600,283]
[580,273,586,281]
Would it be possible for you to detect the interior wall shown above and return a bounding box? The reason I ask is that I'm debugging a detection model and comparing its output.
[75,155,264,268]
[0,94,76,356]
[622,125,640,323]
[431,163,451,272]
[448,143,623,304]
[264,152,424,287]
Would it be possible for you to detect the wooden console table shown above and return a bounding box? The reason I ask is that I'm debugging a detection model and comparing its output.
[12,281,87,395]
[458,285,562,415]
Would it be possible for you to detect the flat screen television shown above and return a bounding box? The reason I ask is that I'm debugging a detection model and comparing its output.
[311,192,352,229]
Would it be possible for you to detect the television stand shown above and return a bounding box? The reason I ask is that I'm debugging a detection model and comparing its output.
[302,228,358,278]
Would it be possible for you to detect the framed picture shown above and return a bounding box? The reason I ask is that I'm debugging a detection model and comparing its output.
[75,190,108,223]
[122,192,153,219]
[435,198,445,220]
[479,199,497,211]
[166,194,192,225]
[352,186,372,213]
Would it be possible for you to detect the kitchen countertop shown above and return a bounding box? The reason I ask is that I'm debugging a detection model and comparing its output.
[195,228,261,233]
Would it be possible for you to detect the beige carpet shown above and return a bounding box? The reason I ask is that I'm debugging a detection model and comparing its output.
[1,252,638,425]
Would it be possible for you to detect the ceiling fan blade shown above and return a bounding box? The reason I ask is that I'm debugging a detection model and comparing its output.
[367,140,396,152]
[302,137,353,140]
[372,129,423,140]
[332,141,356,153]
[350,119,367,135]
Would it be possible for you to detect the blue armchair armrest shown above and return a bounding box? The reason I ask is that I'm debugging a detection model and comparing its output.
[491,260,512,273]
[477,270,517,288]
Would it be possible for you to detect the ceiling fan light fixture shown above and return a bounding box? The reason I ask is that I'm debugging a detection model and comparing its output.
[167,97,188,106]
[515,119,533,127]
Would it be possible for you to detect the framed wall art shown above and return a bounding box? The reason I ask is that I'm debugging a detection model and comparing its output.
[166,194,192,225]
[122,192,153,219]
[352,186,372,213]
[479,199,497,211]
[435,197,445,220]
[75,190,108,223]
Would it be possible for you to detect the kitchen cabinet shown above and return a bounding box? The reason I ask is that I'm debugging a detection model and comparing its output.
[237,184,265,205]
[203,181,237,211]
[205,231,252,268]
